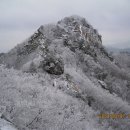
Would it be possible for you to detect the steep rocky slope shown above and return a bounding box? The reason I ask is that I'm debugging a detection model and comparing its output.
[0,15,130,130]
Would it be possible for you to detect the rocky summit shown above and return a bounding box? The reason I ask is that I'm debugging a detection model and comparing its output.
[0,16,130,130]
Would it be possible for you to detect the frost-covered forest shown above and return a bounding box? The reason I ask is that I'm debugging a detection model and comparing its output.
[0,16,130,130]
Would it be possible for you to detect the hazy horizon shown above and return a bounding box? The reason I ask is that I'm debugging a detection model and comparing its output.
[0,0,130,52]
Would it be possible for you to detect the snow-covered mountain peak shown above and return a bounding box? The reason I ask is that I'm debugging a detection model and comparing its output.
[0,16,110,70]
[0,15,130,130]
[56,16,102,46]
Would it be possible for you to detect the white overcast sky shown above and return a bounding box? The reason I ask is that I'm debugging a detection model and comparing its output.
[0,0,130,52]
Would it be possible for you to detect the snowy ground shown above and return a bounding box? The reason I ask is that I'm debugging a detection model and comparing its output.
[0,118,17,130]
[1,64,130,130]
[0,65,105,130]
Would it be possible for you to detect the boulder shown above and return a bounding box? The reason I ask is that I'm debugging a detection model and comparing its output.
[41,56,64,75]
